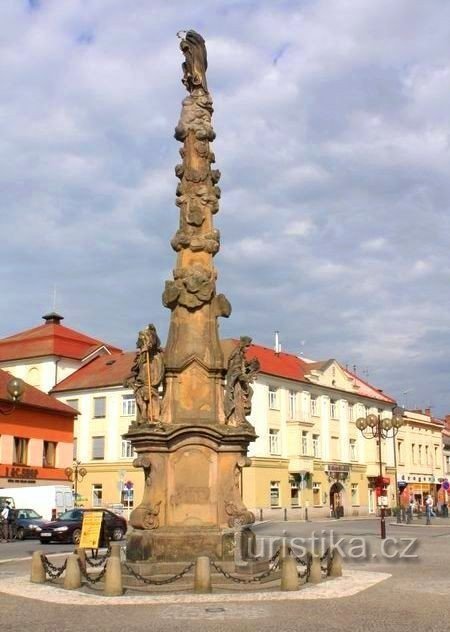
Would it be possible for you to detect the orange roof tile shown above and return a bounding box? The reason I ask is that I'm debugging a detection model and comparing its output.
[51,339,395,405]
[224,339,395,404]
[0,315,121,362]
[51,352,135,392]
[0,369,77,415]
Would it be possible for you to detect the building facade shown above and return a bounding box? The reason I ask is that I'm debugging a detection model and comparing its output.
[0,369,76,488]
[3,315,449,519]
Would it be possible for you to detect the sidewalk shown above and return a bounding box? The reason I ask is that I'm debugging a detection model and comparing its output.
[389,516,450,528]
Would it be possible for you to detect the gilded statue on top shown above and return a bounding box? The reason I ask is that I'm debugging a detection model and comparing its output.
[124,324,165,425]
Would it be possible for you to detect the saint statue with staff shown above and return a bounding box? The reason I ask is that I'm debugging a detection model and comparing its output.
[124,324,165,425]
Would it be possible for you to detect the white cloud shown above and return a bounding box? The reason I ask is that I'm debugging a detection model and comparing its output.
[1,0,450,414]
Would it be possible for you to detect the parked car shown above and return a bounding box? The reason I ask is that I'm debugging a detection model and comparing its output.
[39,508,127,545]
[14,508,47,540]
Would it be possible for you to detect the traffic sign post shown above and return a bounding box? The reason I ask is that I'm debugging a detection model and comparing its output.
[125,481,133,520]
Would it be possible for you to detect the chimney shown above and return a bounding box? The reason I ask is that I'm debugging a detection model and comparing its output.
[445,414,450,430]
[42,312,64,325]
[274,331,281,354]
[424,408,431,417]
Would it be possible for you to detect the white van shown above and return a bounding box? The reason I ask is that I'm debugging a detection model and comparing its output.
[0,485,74,521]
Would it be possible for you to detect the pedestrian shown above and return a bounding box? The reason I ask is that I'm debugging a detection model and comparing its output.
[1,501,14,542]
[425,494,434,523]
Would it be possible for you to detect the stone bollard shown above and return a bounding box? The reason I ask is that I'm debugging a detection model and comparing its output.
[64,554,81,590]
[104,542,123,596]
[328,548,343,578]
[75,547,87,574]
[194,556,212,593]
[280,537,290,560]
[308,554,322,584]
[280,556,299,591]
[30,551,46,584]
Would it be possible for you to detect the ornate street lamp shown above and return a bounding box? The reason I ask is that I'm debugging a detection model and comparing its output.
[356,407,405,539]
[0,377,25,415]
[65,460,87,507]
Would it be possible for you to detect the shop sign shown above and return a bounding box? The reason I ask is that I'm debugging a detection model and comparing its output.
[326,464,350,473]
[4,466,38,480]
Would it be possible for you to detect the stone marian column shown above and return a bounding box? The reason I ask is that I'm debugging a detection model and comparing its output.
[125,31,257,565]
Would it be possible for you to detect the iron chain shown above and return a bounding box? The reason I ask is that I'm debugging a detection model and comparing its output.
[210,550,280,584]
[40,555,67,579]
[77,558,108,584]
[122,561,195,586]
[85,547,111,568]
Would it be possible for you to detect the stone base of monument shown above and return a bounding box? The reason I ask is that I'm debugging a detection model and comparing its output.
[126,527,236,563]
[121,559,279,591]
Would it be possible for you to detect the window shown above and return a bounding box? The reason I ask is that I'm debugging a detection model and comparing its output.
[349,439,357,461]
[92,436,105,460]
[330,400,338,419]
[290,476,300,507]
[397,440,403,464]
[331,436,340,461]
[313,482,321,506]
[351,483,359,505]
[301,431,308,455]
[312,434,320,458]
[288,391,297,419]
[412,443,416,464]
[73,438,77,460]
[310,397,319,417]
[92,484,103,507]
[418,445,422,465]
[269,429,281,455]
[13,437,29,465]
[122,395,136,416]
[425,445,429,465]
[434,445,440,467]
[93,396,106,418]
[348,405,354,423]
[43,441,57,467]
[270,481,280,507]
[268,386,278,410]
[66,399,79,413]
[27,367,40,388]
[121,440,135,459]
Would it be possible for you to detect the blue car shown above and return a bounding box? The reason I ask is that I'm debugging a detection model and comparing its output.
[15,508,46,540]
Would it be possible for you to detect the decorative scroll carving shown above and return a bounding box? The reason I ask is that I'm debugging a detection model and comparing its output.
[178,30,208,94]
[124,324,164,424]
[163,264,216,310]
[174,94,214,143]
[225,501,255,528]
[224,336,260,426]
[129,455,161,530]
[171,228,220,254]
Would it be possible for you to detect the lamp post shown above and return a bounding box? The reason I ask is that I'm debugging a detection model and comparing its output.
[65,460,87,507]
[356,408,405,539]
[0,377,25,415]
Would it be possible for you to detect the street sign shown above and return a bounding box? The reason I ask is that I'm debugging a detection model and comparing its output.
[125,480,134,490]
[443,480,449,491]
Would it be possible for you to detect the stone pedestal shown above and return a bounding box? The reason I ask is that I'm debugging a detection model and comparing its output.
[124,421,256,564]
[126,526,235,563]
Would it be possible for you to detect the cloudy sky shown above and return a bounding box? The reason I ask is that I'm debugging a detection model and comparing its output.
[1,0,450,414]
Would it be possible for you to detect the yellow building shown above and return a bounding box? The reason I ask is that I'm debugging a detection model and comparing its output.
[222,340,398,519]
[389,409,445,510]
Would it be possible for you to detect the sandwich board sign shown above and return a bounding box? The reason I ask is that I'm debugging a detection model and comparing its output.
[79,511,103,549]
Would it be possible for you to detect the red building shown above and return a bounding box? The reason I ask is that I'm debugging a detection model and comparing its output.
[0,369,77,487]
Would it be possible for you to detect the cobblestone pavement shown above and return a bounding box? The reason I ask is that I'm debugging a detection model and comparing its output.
[0,519,449,632]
